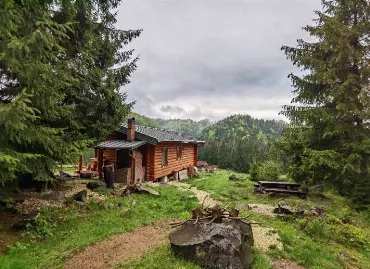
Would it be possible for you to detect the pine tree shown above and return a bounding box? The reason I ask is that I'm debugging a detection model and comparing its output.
[0,0,140,184]
[281,0,370,204]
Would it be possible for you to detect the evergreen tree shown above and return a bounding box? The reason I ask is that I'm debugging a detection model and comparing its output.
[0,0,140,184]
[281,0,370,204]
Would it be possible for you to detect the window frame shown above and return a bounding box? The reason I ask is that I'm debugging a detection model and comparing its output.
[177,145,183,160]
[162,148,168,167]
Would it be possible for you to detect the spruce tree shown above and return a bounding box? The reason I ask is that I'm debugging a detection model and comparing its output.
[281,0,370,205]
[0,0,140,184]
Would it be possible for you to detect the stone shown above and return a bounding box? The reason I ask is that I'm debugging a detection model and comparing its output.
[72,190,87,203]
[170,220,254,269]
[273,205,295,215]
[12,212,40,230]
[74,201,86,207]
[137,187,160,196]
[178,169,188,180]
[229,174,240,181]
[159,176,168,183]
[310,185,324,192]
[44,191,66,201]
[87,181,105,191]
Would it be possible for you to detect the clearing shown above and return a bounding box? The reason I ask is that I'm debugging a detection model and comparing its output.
[0,170,369,269]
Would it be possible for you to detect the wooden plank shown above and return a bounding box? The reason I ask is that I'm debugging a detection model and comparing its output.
[97,149,103,180]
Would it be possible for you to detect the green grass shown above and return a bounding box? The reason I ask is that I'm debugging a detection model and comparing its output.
[185,170,370,269]
[1,170,370,269]
[0,187,198,269]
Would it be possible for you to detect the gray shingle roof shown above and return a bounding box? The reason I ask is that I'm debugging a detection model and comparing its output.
[120,124,203,145]
[95,140,147,150]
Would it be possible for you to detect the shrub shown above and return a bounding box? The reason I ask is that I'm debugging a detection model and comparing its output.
[297,215,369,248]
[250,161,283,181]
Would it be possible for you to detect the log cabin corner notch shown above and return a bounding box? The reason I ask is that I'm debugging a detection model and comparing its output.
[88,117,204,183]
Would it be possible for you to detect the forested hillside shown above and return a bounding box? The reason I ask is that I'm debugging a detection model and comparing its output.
[198,115,286,173]
[128,113,212,138]
[128,113,162,128]
[154,118,213,139]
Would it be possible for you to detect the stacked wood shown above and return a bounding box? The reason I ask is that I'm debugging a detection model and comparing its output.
[254,181,307,198]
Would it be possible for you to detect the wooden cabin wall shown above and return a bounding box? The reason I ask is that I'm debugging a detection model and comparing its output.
[146,145,155,181]
[103,150,117,167]
[152,143,197,180]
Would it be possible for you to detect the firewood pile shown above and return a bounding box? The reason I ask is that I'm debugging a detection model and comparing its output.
[170,203,259,228]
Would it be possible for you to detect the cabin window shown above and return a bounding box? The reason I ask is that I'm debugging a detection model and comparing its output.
[177,146,183,159]
[162,148,168,166]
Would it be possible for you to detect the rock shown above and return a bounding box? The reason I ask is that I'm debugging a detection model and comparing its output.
[179,169,188,180]
[170,220,254,269]
[310,185,324,192]
[273,205,295,215]
[44,191,66,201]
[12,212,40,230]
[137,187,160,196]
[72,190,87,203]
[59,171,73,177]
[229,174,242,181]
[159,176,168,183]
[307,206,326,218]
[122,184,160,197]
[74,201,86,207]
[87,181,105,191]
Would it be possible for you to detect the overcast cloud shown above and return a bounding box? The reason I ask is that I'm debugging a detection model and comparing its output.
[117,0,321,121]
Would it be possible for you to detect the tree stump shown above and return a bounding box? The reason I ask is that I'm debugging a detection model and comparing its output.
[103,164,115,189]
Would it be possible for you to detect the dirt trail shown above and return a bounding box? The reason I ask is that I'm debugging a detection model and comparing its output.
[63,222,169,269]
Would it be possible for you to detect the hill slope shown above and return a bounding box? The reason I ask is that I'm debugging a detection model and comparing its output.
[198,114,286,172]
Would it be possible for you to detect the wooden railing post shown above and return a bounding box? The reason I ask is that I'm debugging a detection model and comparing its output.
[98,149,103,180]
[77,155,83,172]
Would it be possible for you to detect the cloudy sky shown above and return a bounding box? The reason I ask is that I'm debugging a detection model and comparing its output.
[117,0,321,121]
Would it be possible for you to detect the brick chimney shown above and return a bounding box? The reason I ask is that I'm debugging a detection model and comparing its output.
[127,117,136,142]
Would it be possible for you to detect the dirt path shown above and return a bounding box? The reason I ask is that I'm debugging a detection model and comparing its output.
[63,222,169,269]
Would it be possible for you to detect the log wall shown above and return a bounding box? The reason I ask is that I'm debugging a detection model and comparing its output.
[151,143,197,180]
[103,150,117,167]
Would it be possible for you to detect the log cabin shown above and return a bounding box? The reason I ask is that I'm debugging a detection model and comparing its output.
[80,118,204,184]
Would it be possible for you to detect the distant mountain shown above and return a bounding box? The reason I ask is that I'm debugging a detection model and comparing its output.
[153,118,213,139]
[199,114,285,141]
[128,113,287,173]
[128,113,162,128]
[198,114,287,173]
[128,113,213,139]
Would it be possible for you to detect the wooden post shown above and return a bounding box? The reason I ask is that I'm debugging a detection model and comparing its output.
[78,155,83,172]
[131,149,136,185]
[194,145,198,166]
[98,149,103,180]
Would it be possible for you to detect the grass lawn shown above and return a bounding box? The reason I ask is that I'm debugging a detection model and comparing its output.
[1,170,370,269]
[183,170,370,269]
[0,187,198,269]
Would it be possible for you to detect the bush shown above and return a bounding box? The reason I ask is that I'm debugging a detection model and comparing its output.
[249,161,282,181]
[297,215,369,248]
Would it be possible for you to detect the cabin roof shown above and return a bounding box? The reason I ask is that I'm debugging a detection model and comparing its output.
[120,124,204,145]
[95,140,147,150]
